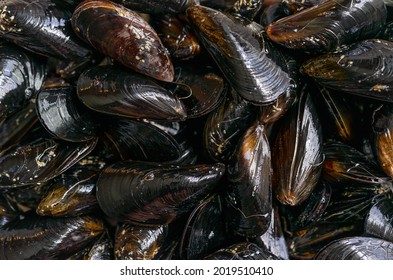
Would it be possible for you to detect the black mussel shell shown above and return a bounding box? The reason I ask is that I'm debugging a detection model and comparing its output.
[180,194,229,260]
[385,0,393,7]
[260,1,292,27]
[0,137,97,188]
[36,164,100,217]
[252,207,289,260]
[36,85,97,142]
[315,237,393,260]
[0,0,92,60]
[372,104,393,179]
[272,86,323,206]
[0,212,104,259]
[0,41,46,122]
[204,90,258,163]
[151,14,201,60]
[266,0,386,53]
[365,197,393,242]
[315,87,362,146]
[0,100,38,150]
[100,118,186,163]
[226,123,272,238]
[85,232,113,260]
[204,242,279,260]
[115,0,199,14]
[322,140,391,185]
[187,6,293,105]
[0,193,18,227]
[301,39,393,102]
[77,66,186,120]
[173,62,227,118]
[96,161,225,226]
[3,183,51,212]
[72,0,174,82]
[114,223,177,260]
[231,0,263,20]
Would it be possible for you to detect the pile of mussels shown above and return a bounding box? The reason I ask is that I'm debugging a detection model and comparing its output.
[1,0,393,260]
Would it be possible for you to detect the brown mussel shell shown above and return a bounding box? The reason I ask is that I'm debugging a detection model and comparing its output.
[187,6,293,105]
[0,212,104,259]
[72,0,174,82]
[226,123,272,238]
[314,237,393,260]
[0,41,46,122]
[266,0,387,53]
[36,85,97,142]
[0,137,97,188]
[96,161,225,226]
[301,39,393,102]
[77,66,186,120]
[115,223,177,260]
[272,86,323,206]
[0,0,92,60]
[372,104,393,179]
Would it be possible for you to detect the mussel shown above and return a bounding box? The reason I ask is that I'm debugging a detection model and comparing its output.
[272,86,323,206]
[0,41,46,122]
[266,0,387,53]
[204,242,279,260]
[0,0,92,60]
[226,123,272,237]
[315,237,393,260]
[72,0,174,82]
[187,5,293,105]
[365,197,393,242]
[77,66,186,120]
[96,161,225,226]
[301,39,393,102]
[0,212,104,259]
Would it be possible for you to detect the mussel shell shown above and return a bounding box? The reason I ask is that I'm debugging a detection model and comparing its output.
[0,137,97,188]
[187,6,292,105]
[0,212,104,259]
[100,118,186,162]
[231,0,263,20]
[301,39,393,102]
[114,224,177,260]
[173,62,227,118]
[266,0,387,53]
[315,237,393,260]
[96,161,225,226]
[77,66,186,120]
[0,194,18,227]
[115,0,199,14]
[204,242,279,260]
[151,14,201,60]
[252,207,289,260]
[36,164,100,217]
[180,194,229,260]
[372,104,393,179]
[72,0,174,82]
[365,197,393,242]
[0,100,38,150]
[85,232,113,260]
[322,140,390,185]
[272,86,323,206]
[226,123,272,238]
[0,41,46,121]
[203,90,258,163]
[0,0,92,60]
[36,85,97,142]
